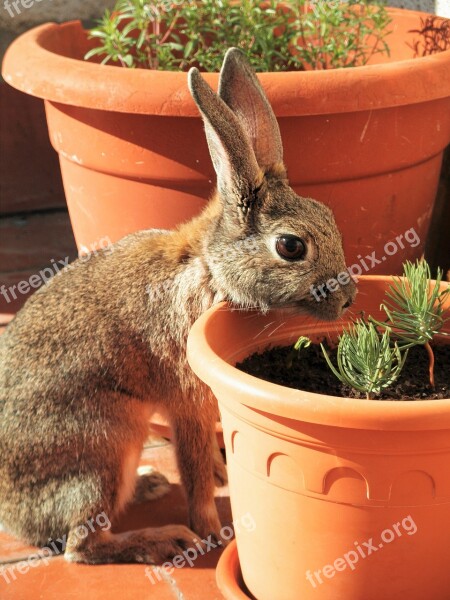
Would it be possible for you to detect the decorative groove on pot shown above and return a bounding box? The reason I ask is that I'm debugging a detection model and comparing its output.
[389,470,436,504]
[323,467,370,503]
[266,453,305,492]
[230,430,239,454]
[223,416,450,505]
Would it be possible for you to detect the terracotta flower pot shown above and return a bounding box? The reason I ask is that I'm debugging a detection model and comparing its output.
[2,9,450,271]
[187,276,450,600]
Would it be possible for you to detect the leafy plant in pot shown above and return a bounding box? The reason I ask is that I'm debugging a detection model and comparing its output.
[187,263,450,600]
[2,1,450,271]
[84,0,392,71]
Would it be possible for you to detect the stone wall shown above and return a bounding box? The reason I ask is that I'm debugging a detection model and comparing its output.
[0,0,115,58]
[388,0,437,13]
[395,0,450,15]
[1,0,115,30]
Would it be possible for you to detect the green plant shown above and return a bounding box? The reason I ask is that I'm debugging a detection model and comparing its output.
[371,260,450,388]
[84,0,392,72]
[320,320,407,400]
[293,336,312,352]
[287,335,311,367]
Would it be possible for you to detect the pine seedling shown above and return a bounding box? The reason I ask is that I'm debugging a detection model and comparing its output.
[287,336,311,368]
[372,260,450,388]
[321,320,407,400]
[294,336,312,352]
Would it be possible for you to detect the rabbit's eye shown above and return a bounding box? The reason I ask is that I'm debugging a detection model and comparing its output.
[276,235,306,261]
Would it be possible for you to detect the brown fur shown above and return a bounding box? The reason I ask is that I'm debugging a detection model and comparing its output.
[0,48,355,564]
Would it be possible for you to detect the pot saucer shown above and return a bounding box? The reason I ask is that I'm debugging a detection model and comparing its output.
[216,540,255,600]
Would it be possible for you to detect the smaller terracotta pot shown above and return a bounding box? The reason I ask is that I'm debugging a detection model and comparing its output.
[187,276,450,600]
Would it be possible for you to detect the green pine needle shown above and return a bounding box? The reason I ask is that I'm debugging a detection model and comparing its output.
[321,320,407,400]
[375,260,449,344]
[294,336,312,352]
[371,259,450,387]
[286,335,311,368]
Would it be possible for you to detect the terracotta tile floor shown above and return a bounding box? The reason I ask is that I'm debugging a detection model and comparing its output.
[0,430,231,600]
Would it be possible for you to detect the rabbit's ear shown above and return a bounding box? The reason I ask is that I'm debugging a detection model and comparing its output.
[189,67,263,215]
[218,48,284,172]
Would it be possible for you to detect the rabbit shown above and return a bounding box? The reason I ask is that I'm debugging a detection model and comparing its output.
[0,47,356,565]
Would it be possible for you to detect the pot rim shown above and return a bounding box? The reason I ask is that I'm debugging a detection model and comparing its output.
[2,8,450,116]
[187,275,450,430]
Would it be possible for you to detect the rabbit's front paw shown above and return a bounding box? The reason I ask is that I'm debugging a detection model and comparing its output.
[190,507,226,548]
[133,466,171,503]
[142,525,204,562]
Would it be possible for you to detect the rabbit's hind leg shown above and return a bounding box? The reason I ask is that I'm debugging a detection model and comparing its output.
[64,524,200,564]
[63,432,197,565]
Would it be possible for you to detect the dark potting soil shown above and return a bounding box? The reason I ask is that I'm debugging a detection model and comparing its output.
[237,343,450,401]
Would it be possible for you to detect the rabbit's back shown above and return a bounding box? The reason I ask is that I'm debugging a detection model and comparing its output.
[0,232,153,397]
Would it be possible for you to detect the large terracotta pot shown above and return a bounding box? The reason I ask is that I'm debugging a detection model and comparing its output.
[187,276,450,600]
[2,9,450,272]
